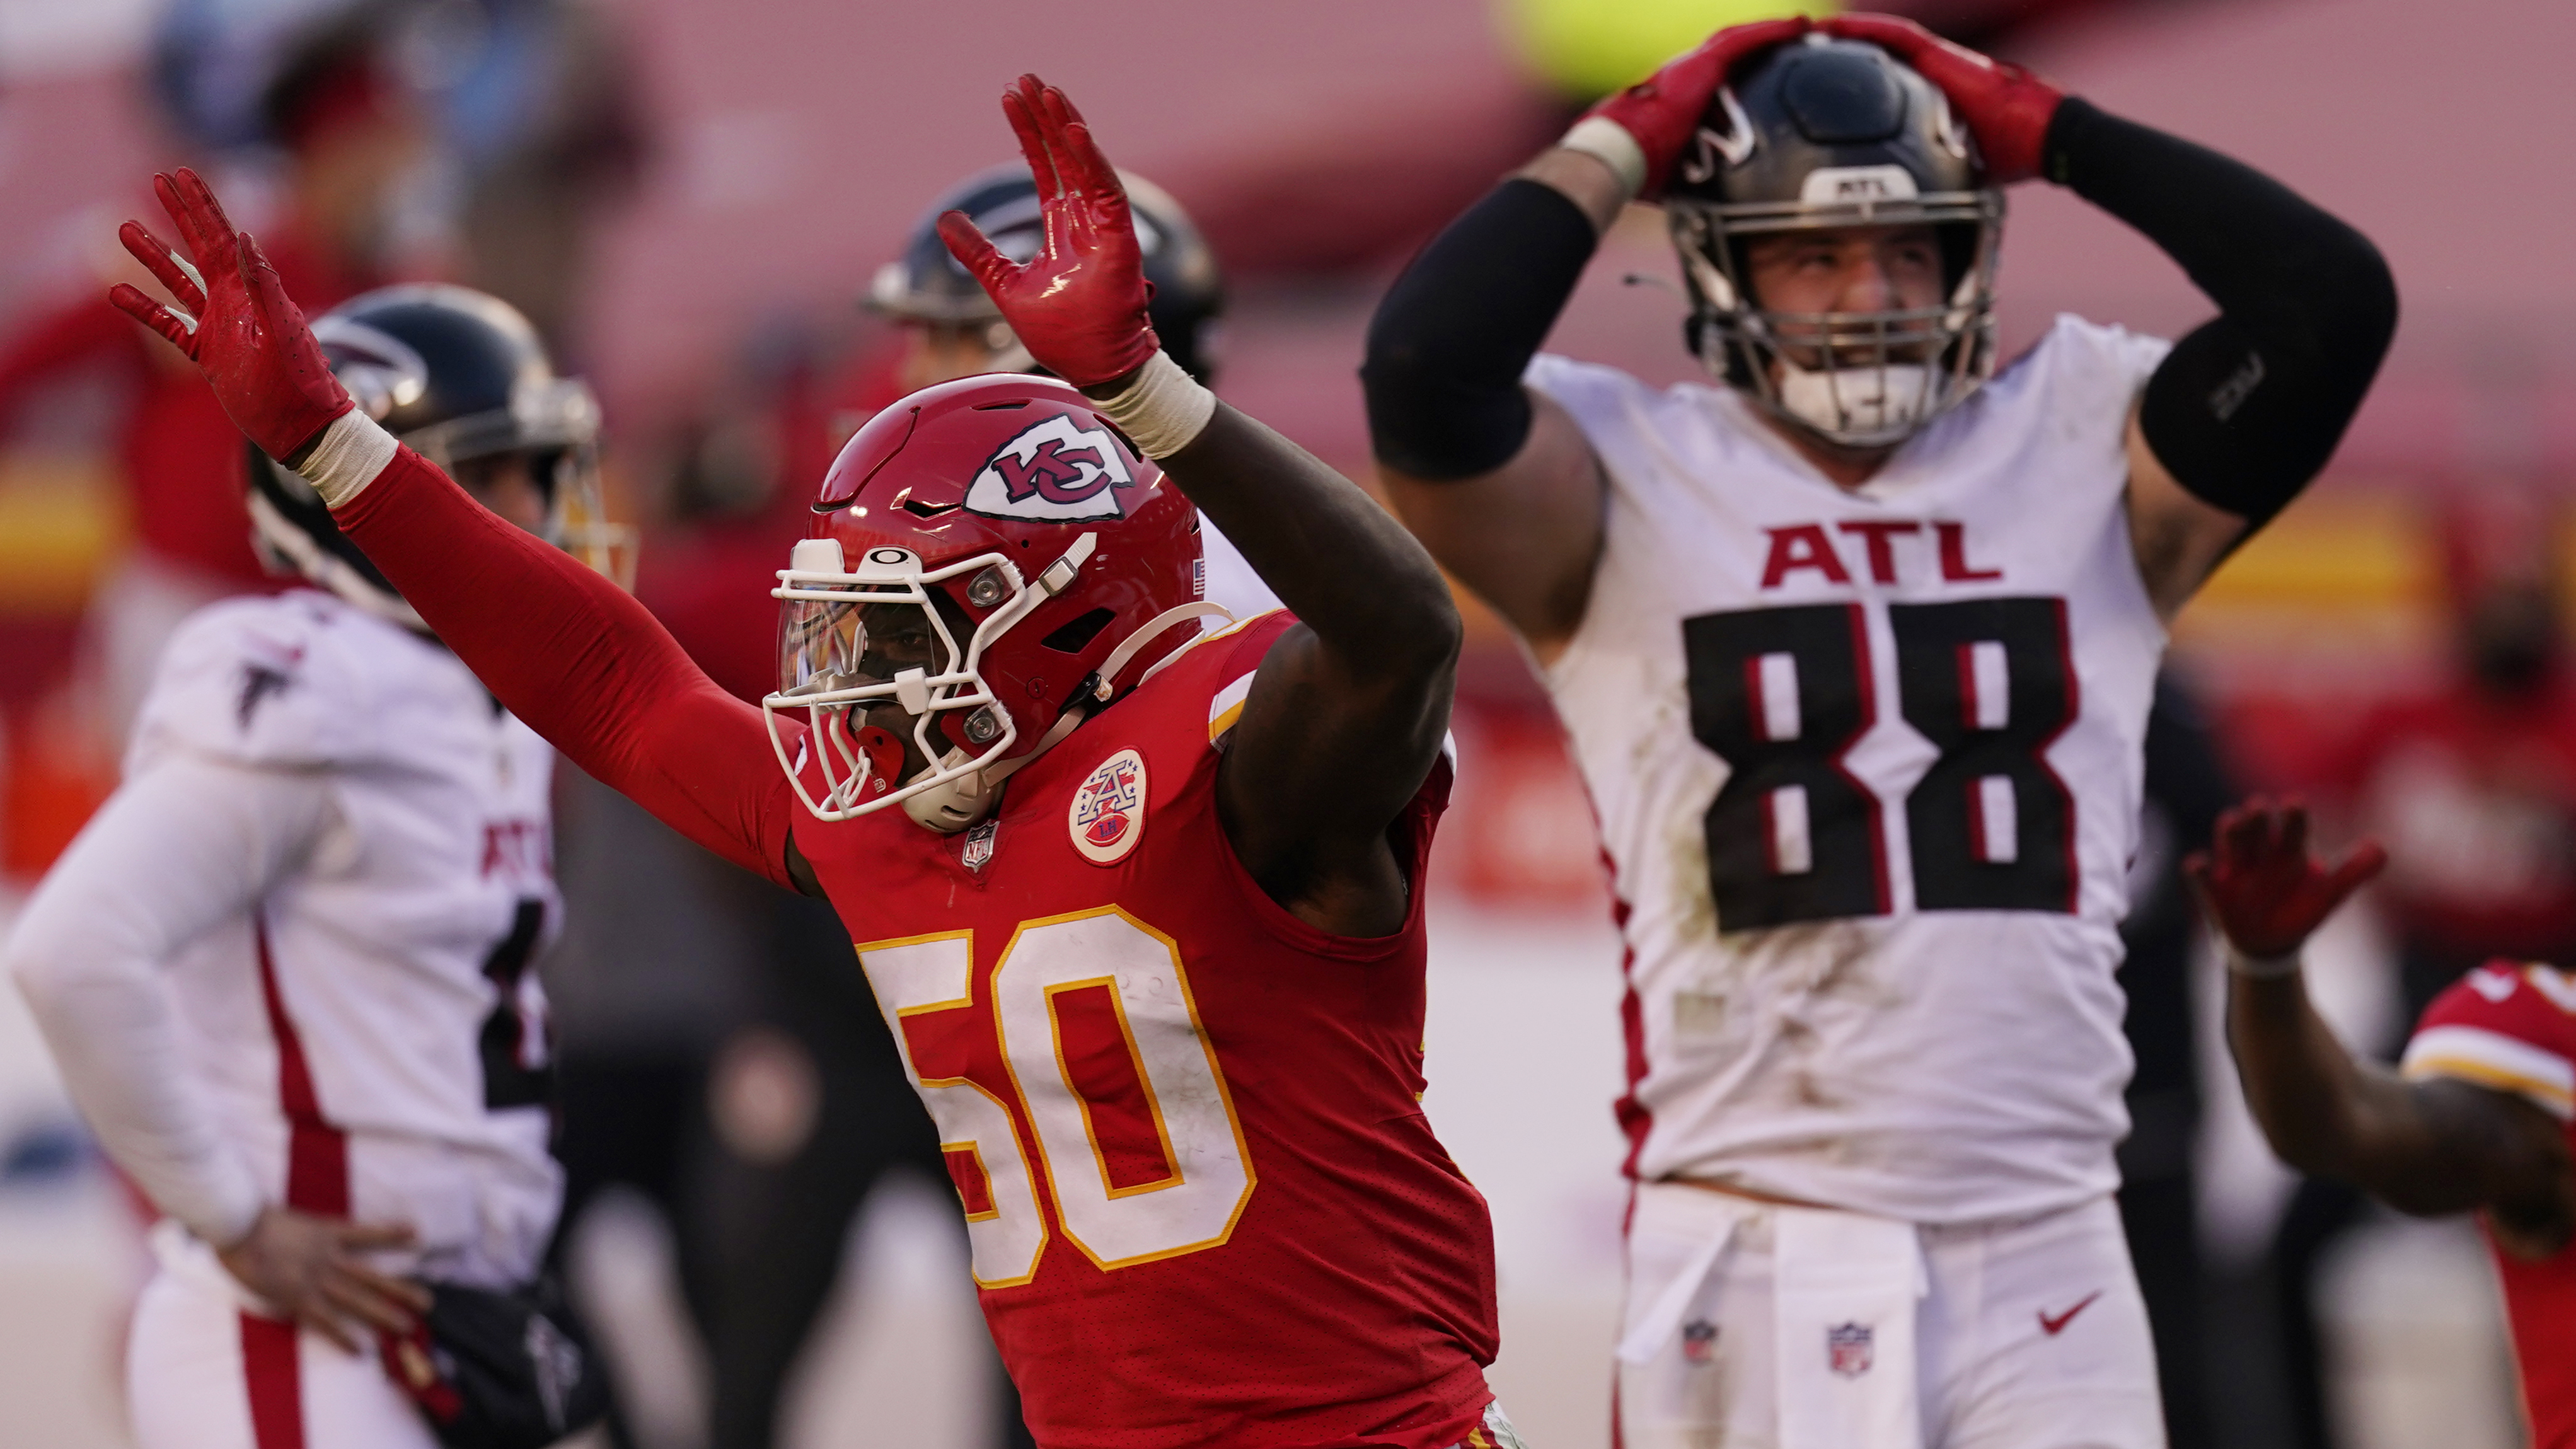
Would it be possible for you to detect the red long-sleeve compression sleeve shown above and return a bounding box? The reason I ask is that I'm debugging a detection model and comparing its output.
[335,446,801,888]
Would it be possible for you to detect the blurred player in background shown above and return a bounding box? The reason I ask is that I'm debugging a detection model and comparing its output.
[0,8,430,734]
[2194,800,2576,1449]
[1365,13,2393,1446]
[2246,488,2576,1449]
[5,282,609,1449]
[2114,676,2236,1447]
[857,161,1278,617]
[112,71,1521,1449]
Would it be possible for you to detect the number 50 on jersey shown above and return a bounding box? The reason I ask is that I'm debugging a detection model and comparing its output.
[858,908,1255,1287]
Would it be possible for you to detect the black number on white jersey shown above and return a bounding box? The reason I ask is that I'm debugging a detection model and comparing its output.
[1682,597,2079,930]
[1682,603,1888,928]
[1890,598,2078,911]
[478,898,552,1110]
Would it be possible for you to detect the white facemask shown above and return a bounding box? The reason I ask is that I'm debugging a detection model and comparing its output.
[1775,361,1938,442]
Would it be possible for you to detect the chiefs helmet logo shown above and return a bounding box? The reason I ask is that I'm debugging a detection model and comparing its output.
[964,414,1136,523]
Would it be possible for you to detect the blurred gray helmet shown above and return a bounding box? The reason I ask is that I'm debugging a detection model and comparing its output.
[248,284,628,628]
[869,162,1226,384]
[1663,35,2004,449]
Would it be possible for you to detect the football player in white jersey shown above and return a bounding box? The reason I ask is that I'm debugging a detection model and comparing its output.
[1363,14,2394,1448]
[6,283,613,1449]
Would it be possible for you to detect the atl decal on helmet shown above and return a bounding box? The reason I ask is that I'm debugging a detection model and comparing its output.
[1068,748,1148,865]
[964,414,1136,523]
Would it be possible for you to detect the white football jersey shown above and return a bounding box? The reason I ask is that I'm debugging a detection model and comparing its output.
[1530,316,2171,1224]
[127,590,563,1287]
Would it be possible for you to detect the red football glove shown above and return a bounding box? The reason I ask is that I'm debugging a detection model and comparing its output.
[108,169,352,461]
[939,76,1158,391]
[2184,800,2388,961]
[1821,13,2065,185]
[1583,17,1810,200]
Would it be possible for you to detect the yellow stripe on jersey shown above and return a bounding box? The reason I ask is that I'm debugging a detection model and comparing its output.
[1208,671,1256,743]
[2402,1054,2575,1117]
[2402,1024,2576,1118]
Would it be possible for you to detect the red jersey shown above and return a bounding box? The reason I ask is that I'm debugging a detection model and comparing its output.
[795,611,1499,1449]
[0,226,387,588]
[2401,961,2576,1445]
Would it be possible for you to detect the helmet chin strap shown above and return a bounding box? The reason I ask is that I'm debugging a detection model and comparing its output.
[899,705,1090,834]
[246,489,432,633]
[895,601,1235,835]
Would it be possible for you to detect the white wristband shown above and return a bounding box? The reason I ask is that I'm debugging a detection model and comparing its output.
[1558,116,1648,204]
[1092,350,1216,459]
[294,409,398,508]
[2226,943,2303,980]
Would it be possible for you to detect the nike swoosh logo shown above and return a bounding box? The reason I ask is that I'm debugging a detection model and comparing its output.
[2038,1291,2103,1337]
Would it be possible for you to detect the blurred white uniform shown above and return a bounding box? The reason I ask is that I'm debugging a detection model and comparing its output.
[7,588,563,1449]
[1528,318,2172,1449]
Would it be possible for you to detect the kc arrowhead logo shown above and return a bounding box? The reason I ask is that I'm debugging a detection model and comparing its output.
[964,413,1136,523]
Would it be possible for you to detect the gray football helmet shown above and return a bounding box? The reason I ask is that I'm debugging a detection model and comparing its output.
[1664,35,2004,449]
[869,162,1225,384]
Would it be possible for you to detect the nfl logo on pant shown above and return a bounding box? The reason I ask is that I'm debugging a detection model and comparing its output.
[1826,1322,1874,1378]
[1681,1319,1717,1365]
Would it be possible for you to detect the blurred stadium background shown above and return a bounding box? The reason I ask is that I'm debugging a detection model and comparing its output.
[0,0,2570,1446]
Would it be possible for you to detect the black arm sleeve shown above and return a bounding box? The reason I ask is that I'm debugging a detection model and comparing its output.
[2047,98,2397,528]
[1361,178,1599,480]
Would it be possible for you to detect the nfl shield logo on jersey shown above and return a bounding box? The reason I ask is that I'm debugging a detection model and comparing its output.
[1827,1322,1874,1378]
[1069,748,1148,865]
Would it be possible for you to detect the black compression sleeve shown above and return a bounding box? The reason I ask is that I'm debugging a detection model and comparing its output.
[2046,98,2396,528]
[1362,178,1599,480]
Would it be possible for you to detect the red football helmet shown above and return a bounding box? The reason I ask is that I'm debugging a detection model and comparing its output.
[764,372,1216,830]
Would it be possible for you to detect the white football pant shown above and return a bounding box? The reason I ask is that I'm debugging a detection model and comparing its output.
[127,1225,436,1449]
[1618,1184,2164,1449]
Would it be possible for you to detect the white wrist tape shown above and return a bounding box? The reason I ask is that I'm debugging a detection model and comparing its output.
[295,408,398,508]
[1558,116,1648,203]
[2225,943,2304,980]
[1092,350,1216,459]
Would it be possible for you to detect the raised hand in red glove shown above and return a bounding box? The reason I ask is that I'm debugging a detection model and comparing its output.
[939,76,1157,391]
[107,168,353,461]
[1821,13,2065,185]
[2185,800,2388,962]
[1579,17,1809,200]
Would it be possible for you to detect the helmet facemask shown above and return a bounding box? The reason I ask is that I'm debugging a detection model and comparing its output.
[1671,183,2002,451]
[1660,37,2007,452]
[401,371,636,590]
[765,533,1099,830]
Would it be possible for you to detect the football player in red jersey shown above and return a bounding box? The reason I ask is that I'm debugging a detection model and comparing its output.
[110,74,1527,1449]
[2192,800,2576,1446]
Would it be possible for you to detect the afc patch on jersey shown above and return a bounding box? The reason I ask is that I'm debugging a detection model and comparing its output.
[1069,748,1147,864]
[964,414,1135,523]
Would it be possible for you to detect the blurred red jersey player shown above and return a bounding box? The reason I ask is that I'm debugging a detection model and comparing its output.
[0,15,422,596]
[111,76,1525,1449]
[2193,802,2576,1446]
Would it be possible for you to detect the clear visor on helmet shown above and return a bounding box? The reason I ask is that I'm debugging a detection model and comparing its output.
[775,592,953,701]
[762,536,1098,824]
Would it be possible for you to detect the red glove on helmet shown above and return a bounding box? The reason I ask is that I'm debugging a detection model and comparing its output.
[2184,800,2388,962]
[1821,13,2065,185]
[939,76,1159,391]
[108,168,354,461]
[1578,17,1810,200]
